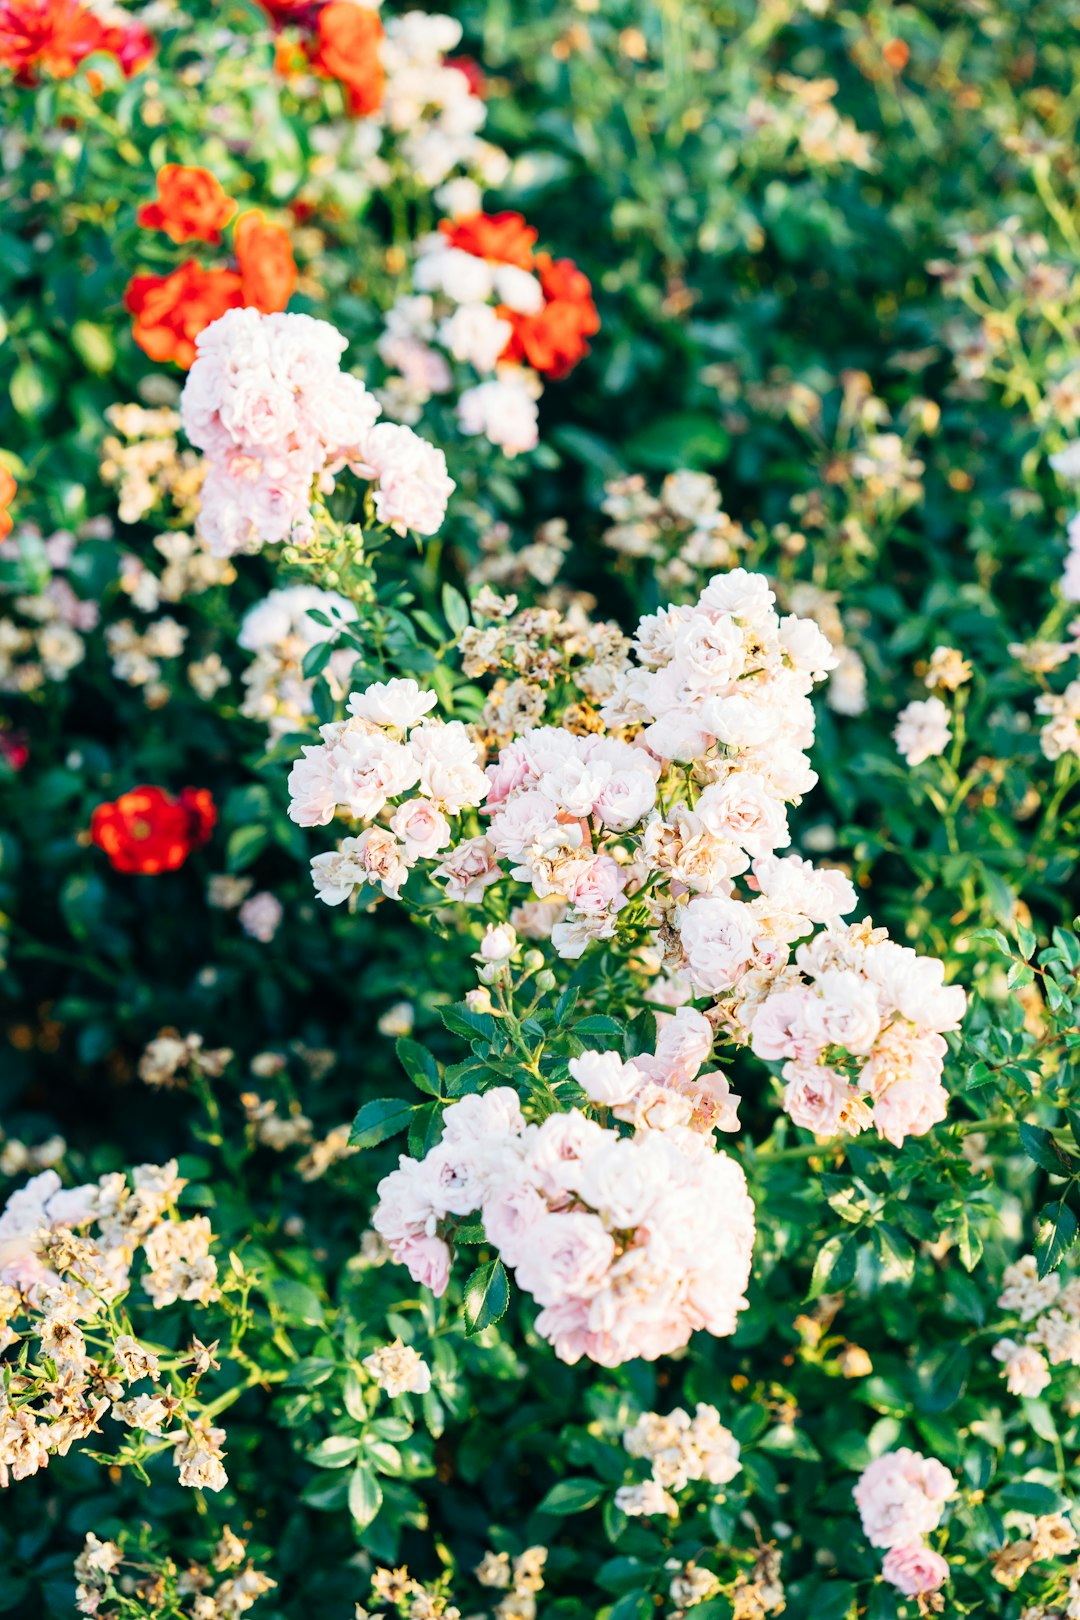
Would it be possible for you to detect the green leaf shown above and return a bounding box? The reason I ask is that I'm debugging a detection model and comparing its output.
[307,1434,361,1468]
[807,1233,856,1300]
[226,823,269,873]
[1019,1123,1079,1177]
[954,1207,983,1272]
[997,1480,1067,1516]
[350,1097,415,1149]
[463,1258,509,1336]
[348,1461,383,1528]
[537,1477,606,1515]
[441,583,470,635]
[70,320,116,375]
[396,1037,442,1097]
[1035,1199,1079,1278]
[440,1002,496,1044]
[269,1279,325,1326]
[607,1593,654,1620]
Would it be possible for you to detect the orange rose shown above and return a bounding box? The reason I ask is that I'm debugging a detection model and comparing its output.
[90,785,217,876]
[125,261,243,369]
[137,165,237,245]
[235,209,298,314]
[311,0,384,116]
[0,464,16,541]
[501,254,599,378]
[439,211,537,270]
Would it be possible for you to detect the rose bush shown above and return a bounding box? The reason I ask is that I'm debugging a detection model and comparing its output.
[2,1,1080,1617]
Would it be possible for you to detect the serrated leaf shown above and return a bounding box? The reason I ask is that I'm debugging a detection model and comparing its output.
[396,1037,442,1097]
[1035,1199,1079,1278]
[463,1258,509,1336]
[1019,1123,1079,1177]
[350,1097,415,1149]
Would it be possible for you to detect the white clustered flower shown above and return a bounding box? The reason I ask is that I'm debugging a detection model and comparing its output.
[180,309,453,557]
[372,1090,755,1367]
[622,1403,742,1491]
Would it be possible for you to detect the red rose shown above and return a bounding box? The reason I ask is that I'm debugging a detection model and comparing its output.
[0,0,151,81]
[235,209,298,314]
[446,55,485,98]
[90,785,217,875]
[439,210,537,270]
[137,165,237,245]
[0,0,105,81]
[98,15,153,75]
[125,261,243,370]
[500,253,599,378]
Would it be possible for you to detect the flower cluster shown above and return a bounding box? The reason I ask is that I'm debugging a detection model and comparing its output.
[179,307,453,556]
[268,4,504,199]
[717,920,966,1145]
[992,1255,1080,1397]
[379,210,598,455]
[569,1007,741,1136]
[620,1403,741,1506]
[0,1163,224,1492]
[853,1448,956,1597]
[90,784,217,875]
[0,0,153,84]
[293,568,964,1148]
[372,1089,755,1366]
[126,165,298,369]
[100,403,205,528]
[474,1545,548,1620]
[74,1525,277,1619]
[0,519,100,692]
[601,470,749,591]
[238,584,358,738]
[288,676,488,899]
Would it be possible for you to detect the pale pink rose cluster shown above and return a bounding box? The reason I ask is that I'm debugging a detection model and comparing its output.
[674,852,857,996]
[371,1090,755,1366]
[286,678,489,903]
[0,1170,102,1299]
[725,921,965,1144]
[481,726,660,958]
[568,1006,741,1136]
[854,1448,955,1597]
[992,1255,1080,1397]
[378,233,541,456]
[180,309,453,558]
[602,567,836,783]
[290,574,852,954]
